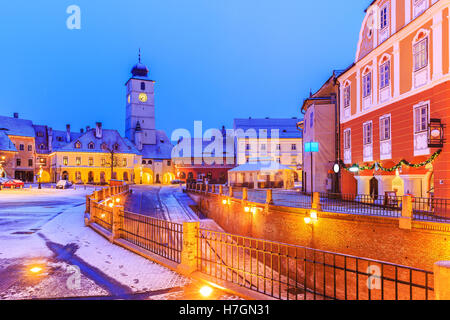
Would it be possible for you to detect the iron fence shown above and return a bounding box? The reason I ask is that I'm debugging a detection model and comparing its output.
[319,193,402,217]
[92,201,113,231]
[121,211,183,263]
[412,197,450,222]
[197,229,434,300]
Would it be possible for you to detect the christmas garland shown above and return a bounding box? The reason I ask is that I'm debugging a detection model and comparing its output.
[343,149,442,173]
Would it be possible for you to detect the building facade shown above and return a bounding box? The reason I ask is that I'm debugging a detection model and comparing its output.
[172,127,236,184]
[301,72,341,193]
[338,0,449,199]
[234,118,303,184]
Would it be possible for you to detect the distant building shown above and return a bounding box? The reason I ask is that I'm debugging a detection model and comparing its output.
[301,72,341,193]
[0,57,174,185]
[233,118,303,184]
[172,126,235,184]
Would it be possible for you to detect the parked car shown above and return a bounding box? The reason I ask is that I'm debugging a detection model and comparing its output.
[170,179,185,185]
[56,180,73,189]
[2,179,24,189]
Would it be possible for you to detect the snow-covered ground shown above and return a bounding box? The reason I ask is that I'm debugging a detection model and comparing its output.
[0,186,241,300]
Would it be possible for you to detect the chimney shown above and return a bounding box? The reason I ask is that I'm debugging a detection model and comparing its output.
[66,124,71,143]
[48,127,53,151]
[95,122,102,139]
[13,113,19,119]
[80,128,84,133]
[86,126,91,132]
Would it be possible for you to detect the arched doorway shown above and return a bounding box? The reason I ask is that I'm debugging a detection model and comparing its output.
[369,177,379,200]
[88,171,94,183]
[100,172,106,185]
[155,174,160,184]
[392,175,405,196]
[62,171,69,180]
[143,172,153,184]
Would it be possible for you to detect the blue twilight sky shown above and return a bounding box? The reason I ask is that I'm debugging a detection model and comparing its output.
[0,1,368,138]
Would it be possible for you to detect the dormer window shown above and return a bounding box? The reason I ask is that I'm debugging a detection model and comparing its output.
[57,136,63,142]
[88,142,95,150]
[114,143,119,151]
[75,141,81,149]
[101,143,108,150]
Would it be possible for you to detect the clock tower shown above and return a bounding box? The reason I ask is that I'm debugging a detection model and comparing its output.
[125,54,156,147]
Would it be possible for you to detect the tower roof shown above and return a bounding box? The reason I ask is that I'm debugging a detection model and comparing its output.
[131,49,149,78]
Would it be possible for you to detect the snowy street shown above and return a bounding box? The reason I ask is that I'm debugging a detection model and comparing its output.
[0,186,239,300]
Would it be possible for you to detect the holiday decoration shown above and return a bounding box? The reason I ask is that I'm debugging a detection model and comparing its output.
[342,149,442,173]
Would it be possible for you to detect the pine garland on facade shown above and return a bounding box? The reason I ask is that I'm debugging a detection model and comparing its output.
[343,149,442,173]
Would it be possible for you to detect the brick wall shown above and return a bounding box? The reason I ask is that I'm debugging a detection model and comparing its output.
[191,192,450,271]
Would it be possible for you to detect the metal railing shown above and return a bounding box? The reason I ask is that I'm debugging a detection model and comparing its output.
[121,211,183,263]
[92,201,113,231]
[197,228,434,300]
[412,197,450,222]
[319,193,402,218]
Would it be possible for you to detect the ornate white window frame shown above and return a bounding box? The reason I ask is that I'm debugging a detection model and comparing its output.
[363,120,373,162]
[412,28,430,89]
[413,0,429,19]
[342,80,351,119]
[379,114,392,160]
[379,2,390,44]
[362,65,373,110]
[413,100,430,156]
[343,128,352,164]
[379,53,392,103]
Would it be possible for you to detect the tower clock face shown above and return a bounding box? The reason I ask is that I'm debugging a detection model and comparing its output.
[139,93,148,103]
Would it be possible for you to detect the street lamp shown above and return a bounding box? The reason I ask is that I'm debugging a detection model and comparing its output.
[38,165,43,189]
[304,142,319,201]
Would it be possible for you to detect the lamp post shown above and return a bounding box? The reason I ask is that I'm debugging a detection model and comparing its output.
[38,165,43,189]
[0,156,5,178]
[305,142,319,202]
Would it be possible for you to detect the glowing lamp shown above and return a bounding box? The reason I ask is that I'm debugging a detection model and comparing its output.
[101,214,106,218]
[108,203,114,208]
[116,198,120,203]
[304,217,312,224]
[310,210,318,220]
[30,266,43,274]
[199,286,213,298]
[349,165,359,173]
[222,199,227,205]
[244,207,250,213]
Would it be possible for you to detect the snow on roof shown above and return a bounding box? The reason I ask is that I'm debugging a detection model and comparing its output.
[233,118,303,139]
[0,115,36,137]
[229,160,293,173]
[141,130,173,159]
[0,131,17,152]
[56,129,140,154]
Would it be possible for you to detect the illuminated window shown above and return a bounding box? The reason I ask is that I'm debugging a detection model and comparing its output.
[89,157,93,166]
[76,157,81,166]
[63,157,68,166]
[123,158,127,167]
[101,158,105,166]
[75,141,81,149]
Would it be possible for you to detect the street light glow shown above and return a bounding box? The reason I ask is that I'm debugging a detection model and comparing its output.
[310,210,318,220]
[304,217,312,224]
[30,266,43,274]
[199,285,213,298]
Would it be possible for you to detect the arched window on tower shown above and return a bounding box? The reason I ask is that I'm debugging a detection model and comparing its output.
[141,82,145,91]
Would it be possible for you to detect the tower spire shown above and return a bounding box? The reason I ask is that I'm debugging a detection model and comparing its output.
[138,48,141,63]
